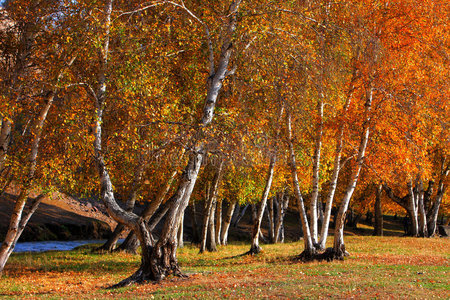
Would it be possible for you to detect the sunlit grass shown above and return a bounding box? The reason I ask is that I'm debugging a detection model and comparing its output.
[1,236,449,299]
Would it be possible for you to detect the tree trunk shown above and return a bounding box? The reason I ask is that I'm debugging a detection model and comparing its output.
[177,213,184,248]
[220,200,236,245]
[0,119,12,174]
[190,201,200,243]
[332,86,372,260]
[230,203,240,226]
[317,198,324,228]
[248,154,276,254]
[117,204,171,254]
[248,98,283,253]
[215,200,222,246]
[417,180,428,237]
[207,199,217,252]
[98,155,145,252]
[100,223,128,252]
[373,183,383,236]
[114,167,178,254]
[267,196,275,243]
[317,69,356,250]
[427,166,448,236]
[407,181,419,237]
[199,185,212,253]
[0,194,44,273]
[232,204,248,227]
[97,0,241,286]
[286,111,316,260]
[116,230,140,254]
[274,191,289,243]
[200,160,224,253]
[310,98,324,244]
[0,66,71,274]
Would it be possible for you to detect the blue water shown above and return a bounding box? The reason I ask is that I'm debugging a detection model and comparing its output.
[13,240,121,253]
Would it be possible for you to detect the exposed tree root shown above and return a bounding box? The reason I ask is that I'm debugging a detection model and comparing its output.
[293,248,350,262]
[108,263,187,289]
[244,244,262,256]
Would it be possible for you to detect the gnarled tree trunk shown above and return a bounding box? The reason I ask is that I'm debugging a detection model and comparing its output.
[93,0,241,286]
[97,156,145,252]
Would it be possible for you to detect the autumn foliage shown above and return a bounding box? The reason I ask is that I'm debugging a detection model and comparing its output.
[0,0,448,286]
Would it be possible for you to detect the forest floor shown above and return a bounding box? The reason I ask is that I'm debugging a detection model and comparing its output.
[1,236,449,299]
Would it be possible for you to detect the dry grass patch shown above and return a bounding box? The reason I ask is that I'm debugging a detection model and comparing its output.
[1,236,449,299]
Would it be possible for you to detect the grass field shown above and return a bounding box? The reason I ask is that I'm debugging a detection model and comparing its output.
[1,236,449,299]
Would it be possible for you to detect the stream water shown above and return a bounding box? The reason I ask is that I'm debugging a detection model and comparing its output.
[13,239,122,253]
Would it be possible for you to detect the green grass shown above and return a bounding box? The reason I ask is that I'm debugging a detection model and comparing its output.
[1,236,449,299]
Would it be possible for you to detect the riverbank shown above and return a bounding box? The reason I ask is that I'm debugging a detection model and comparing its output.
[0,186,114,242]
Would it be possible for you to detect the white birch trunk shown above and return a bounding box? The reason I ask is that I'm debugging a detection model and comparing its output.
[318,72,355,250]
[417,180,428,237]
[427,164,448,236]
[0,54,74,273]
[92,0,241,286]
[215,199,222,245]
[332,86,373,258]
[407,181,419,237]
[310,98,324,243]
[249,154,276,254]
[220,200,236,245]
[286,111,315,258]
